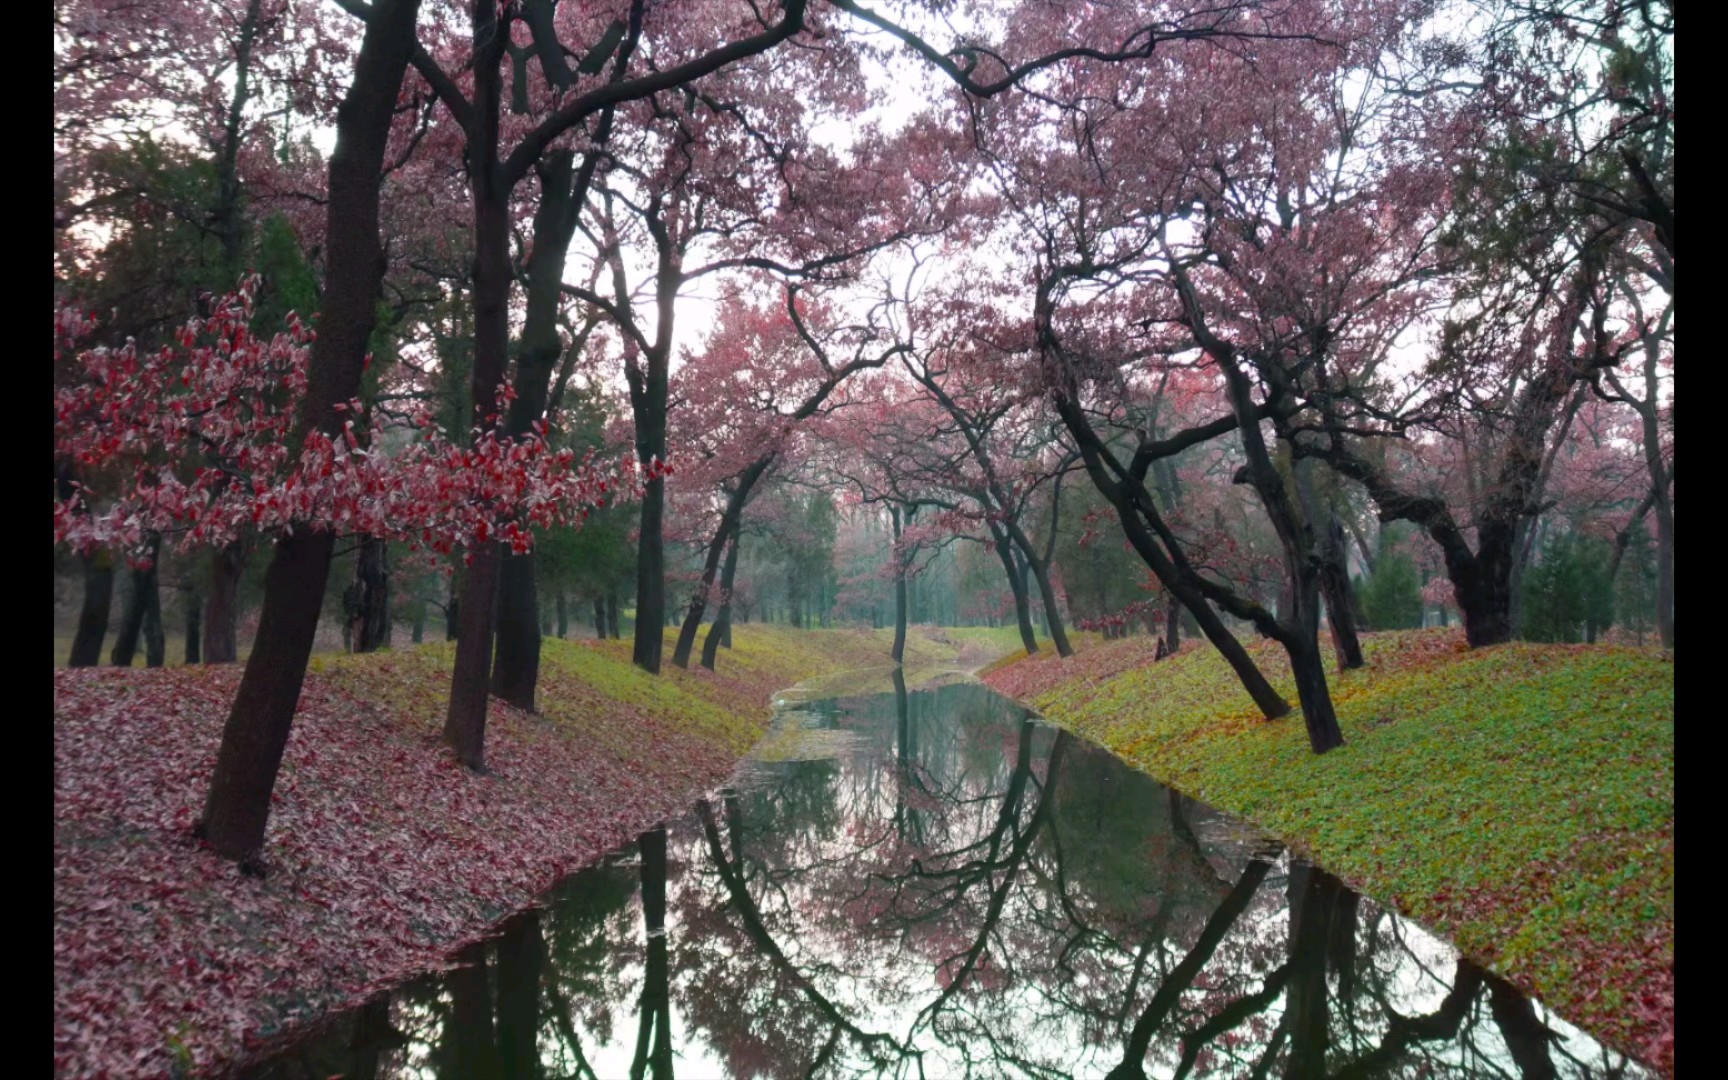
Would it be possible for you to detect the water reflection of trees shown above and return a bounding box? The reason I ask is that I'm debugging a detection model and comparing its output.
[241,681,1649,1080]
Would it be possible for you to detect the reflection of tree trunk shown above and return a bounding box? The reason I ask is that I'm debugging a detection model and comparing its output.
[344,994,408,1080]
[1286,863,1343,1080]
[1172,962,1291,1080]
[68,547,115,668]
[495,910,544,1079]
[1106,858,1273,1080]
[631,827,674,1080]
[1330,959,1483,1080]
[1487,971,1558,1080]
[695,801,905,1061]
[442,940,500,1079]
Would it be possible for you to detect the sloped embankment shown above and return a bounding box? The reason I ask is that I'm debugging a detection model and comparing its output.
[982,629,1674,1077]
[53,624,968,1079]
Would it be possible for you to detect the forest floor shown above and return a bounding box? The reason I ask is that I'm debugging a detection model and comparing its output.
[52,623,1006,1080]
[982,628,1674,1077]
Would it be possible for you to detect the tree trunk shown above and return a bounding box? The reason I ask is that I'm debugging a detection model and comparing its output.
[489,547,540,711]
[890,505,908,664]
[491,150,581,705]
[68,547,114,668]
[445,544,500,769]
[184,586,202,664]
[110,533,162,667]
[1164,595,1181,655]
[700,532,740,671]
[1320,518,1364,670]
[445,7,514,759]
[606,591,619,639]
[1049,388,1290,720]
[555,590,568,638]
[675,466,766,668]
[1020,546,1072,656]
[203,540,244,663]
[353,533,391,652]
[1288,604,1346,753]
[142,572,165,667]
[990,522,1038,655]
[198,0,421,863]
[633,462,666,672]
[411,608,424,643]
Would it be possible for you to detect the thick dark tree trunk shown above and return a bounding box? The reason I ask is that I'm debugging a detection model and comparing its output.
[890,505,909,664]
[1288,602,1346,753]
[445,545,500,769]
[1455,550,1515,647]
[490,547,540,711]
[110,533,162,667]
[200,531,338,860]
[197,0,420,862]
[68,548,114,668]
[491,151,581,705]
[1320,519,1364,670]
[445,594,460,641]
[700,533,740,671]
[203,540,244,663]
[184,587,202,664]
[633,466,666,672]
[353,533,391,652]
[446,5,514,760]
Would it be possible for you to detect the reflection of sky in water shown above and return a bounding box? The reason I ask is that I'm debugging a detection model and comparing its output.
[243,675,1653,1080]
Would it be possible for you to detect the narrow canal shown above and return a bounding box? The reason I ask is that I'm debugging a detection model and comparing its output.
[242,671,1650,1079]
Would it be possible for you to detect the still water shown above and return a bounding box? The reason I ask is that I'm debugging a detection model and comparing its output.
[243,672,1651,1079]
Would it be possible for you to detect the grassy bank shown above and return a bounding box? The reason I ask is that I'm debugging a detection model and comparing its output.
[981,628,1674,1075]
[53,624,977,1079]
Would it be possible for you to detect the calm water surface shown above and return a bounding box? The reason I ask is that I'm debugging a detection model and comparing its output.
[243,672,1651,1079]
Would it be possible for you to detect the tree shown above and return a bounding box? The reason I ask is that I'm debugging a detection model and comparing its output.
[192,0,423,862]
